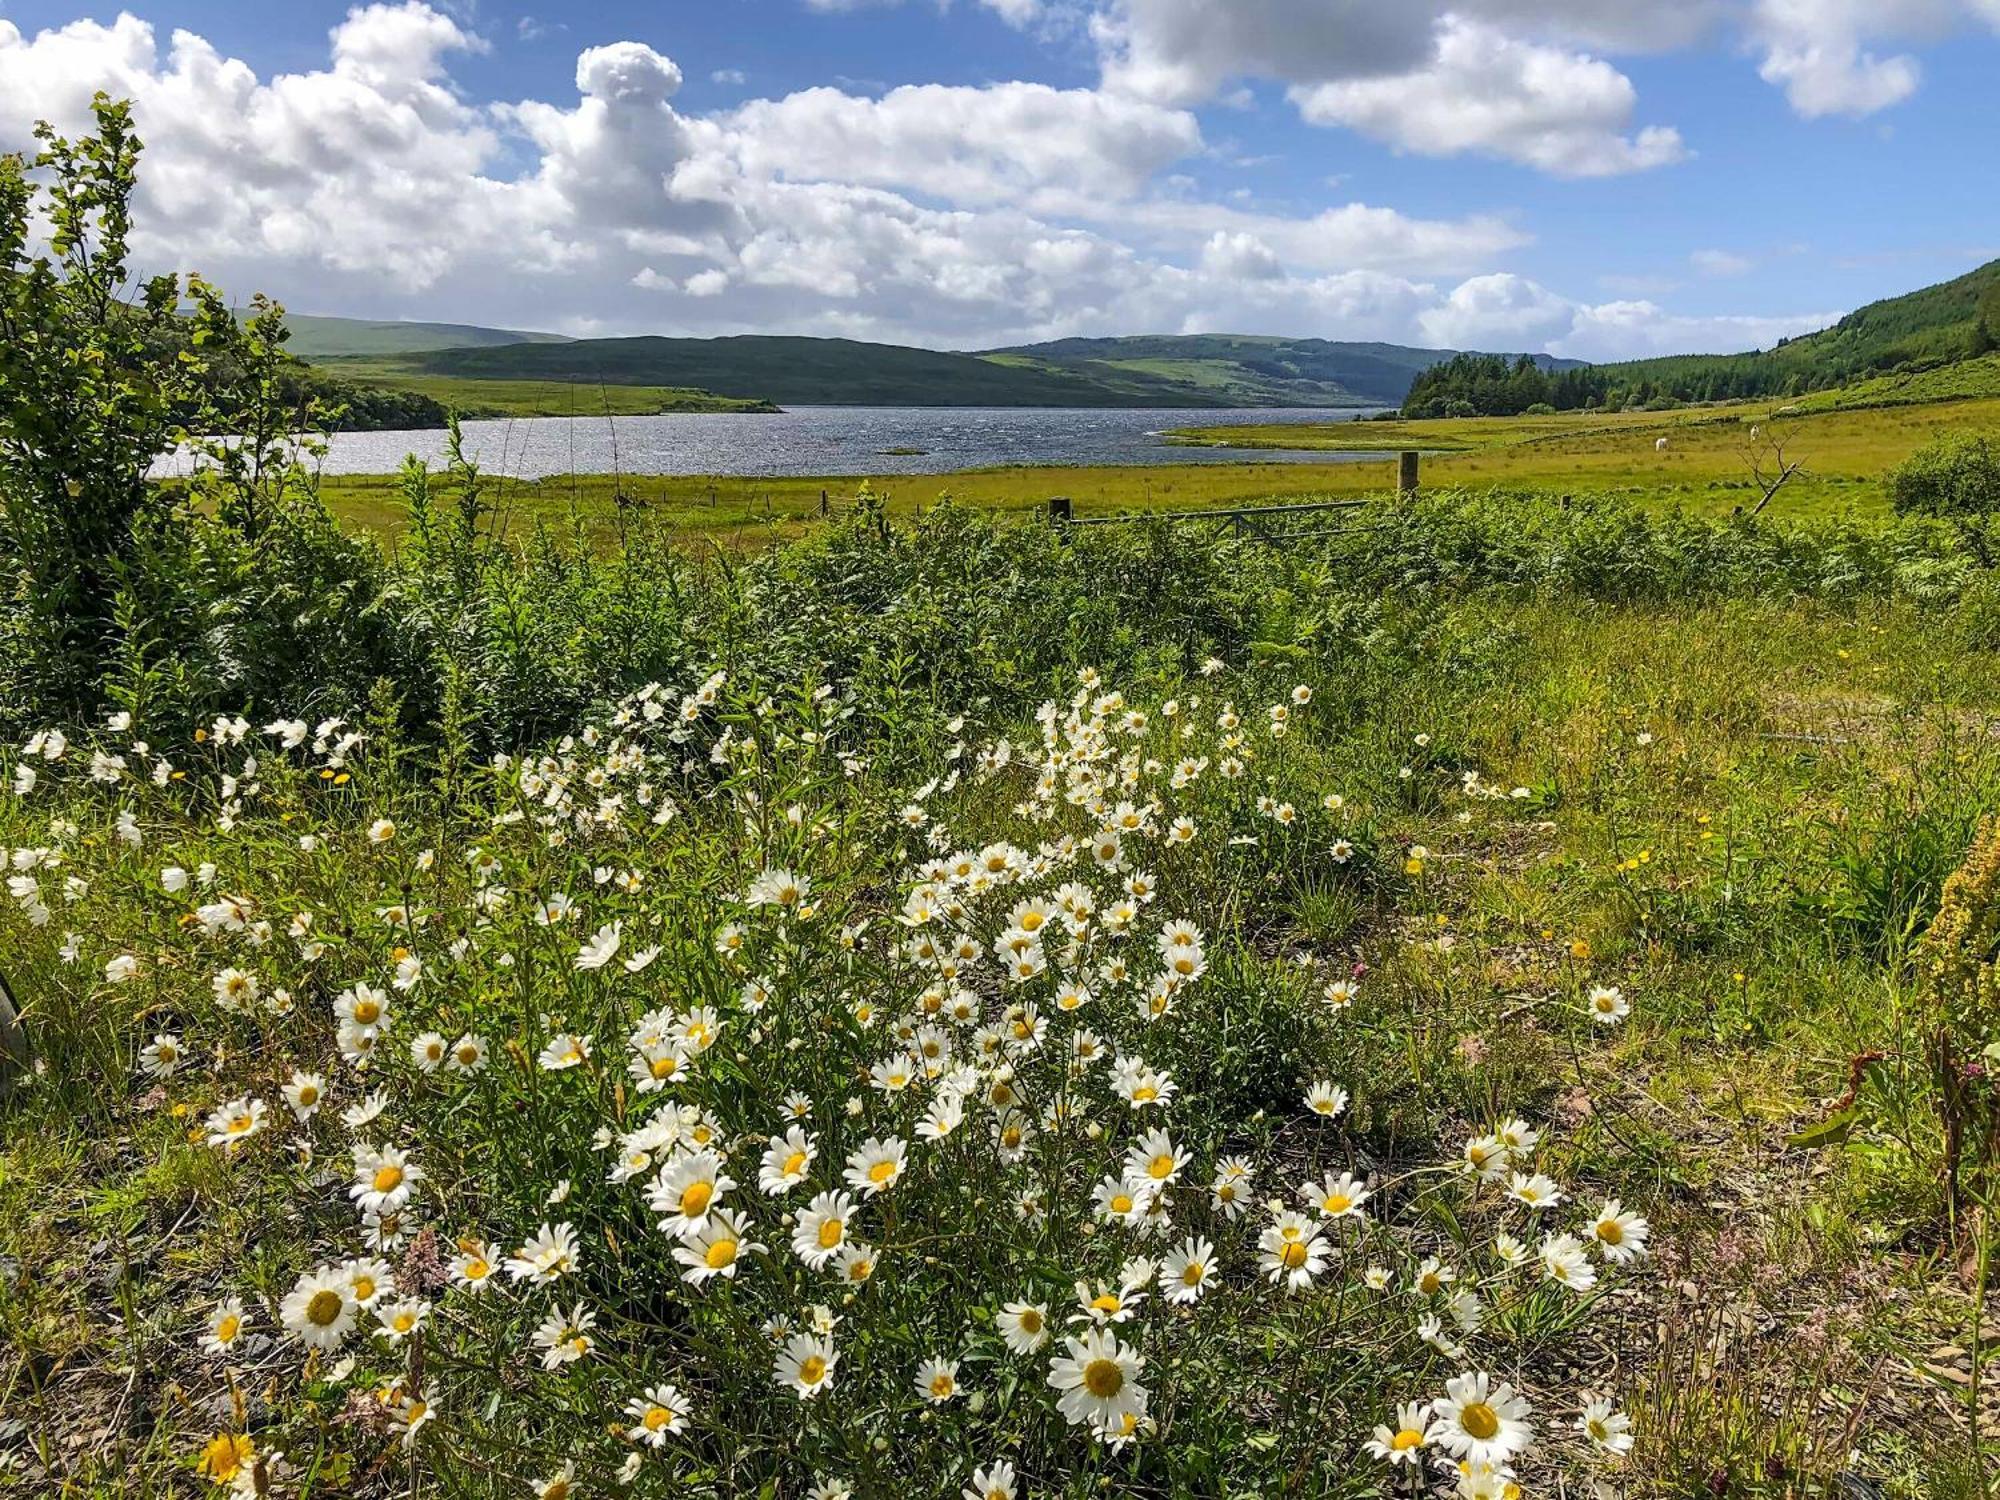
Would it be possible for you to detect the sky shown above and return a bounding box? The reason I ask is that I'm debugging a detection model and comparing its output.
[1,1,1997,360]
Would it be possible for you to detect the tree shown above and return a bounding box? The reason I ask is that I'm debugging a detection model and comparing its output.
[0,95,345,721]
[1742,418,1808,517]
[1973,281,2000,358]
[0,96,187,712]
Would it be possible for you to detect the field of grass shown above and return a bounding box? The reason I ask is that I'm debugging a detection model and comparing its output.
[1794,352,2000,413]
[8,542,2000,1495]
[1164,391,2000,513]
[316,460,1412,546]
[313,386,2000,549]
[320,357,779,419]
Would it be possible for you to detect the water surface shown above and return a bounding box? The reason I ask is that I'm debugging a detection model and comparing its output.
[310,405,1386,479]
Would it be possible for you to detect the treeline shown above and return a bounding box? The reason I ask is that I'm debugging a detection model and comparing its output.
[1404,270,2000,417]
[297,374,449,433]
[1401,355,1617,418]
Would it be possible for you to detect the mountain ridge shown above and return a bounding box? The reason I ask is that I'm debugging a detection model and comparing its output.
[320,329,1578,410]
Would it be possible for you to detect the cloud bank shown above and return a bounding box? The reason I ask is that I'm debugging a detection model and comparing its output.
[0,4,1885,358]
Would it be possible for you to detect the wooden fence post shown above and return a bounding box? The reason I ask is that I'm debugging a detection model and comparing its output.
[1398,451,1421,495]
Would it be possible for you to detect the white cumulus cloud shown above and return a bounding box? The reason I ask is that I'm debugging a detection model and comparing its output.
[1090,0,1996,132]
[0,4,1868,361]
[1290,17,1686,178]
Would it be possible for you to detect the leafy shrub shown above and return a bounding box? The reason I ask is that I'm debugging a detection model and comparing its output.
[1889,432,2000,516]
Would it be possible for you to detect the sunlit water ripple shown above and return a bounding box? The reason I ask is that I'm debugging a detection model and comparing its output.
[293,404,1389,479]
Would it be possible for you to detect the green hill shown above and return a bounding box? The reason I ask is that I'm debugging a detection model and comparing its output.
[396,332,1575,410]
[1403,258,2000,416]
[1596,253,1996,400]
[986,334,1580,408]
[280,314,573,359]
[410,334,1224,408]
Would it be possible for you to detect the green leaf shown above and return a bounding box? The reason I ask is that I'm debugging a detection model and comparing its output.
[1786,1106,1860,1150]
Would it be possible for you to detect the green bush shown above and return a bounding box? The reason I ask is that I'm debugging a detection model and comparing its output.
[1889,431,2000,516]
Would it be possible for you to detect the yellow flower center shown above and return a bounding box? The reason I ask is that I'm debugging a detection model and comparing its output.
[798,1355,827,1385]
[214,1314,240,1343]
[1083,1358,1124,1399]
[644,1406,675,1433]
[297,1086,318,1106]
[1459,1402,1500,1441]
[680,1181,714,1218]
[1110,1194,1134,1215]
[1091,1293,1122,1314]
[1322,1194,1352,1215]
[868,1160,898,1185]
[783,1150,808,1175]
[1148,1154,1175,1179]
[463,1258,489,1281]
[817,1218,845,1249]
[1017,1308,1043,1333]
[930,1374,955,1398]
[354,1000,380,1024]
[305,1290,344,1326]
[1180,1262,1204,1286]
[704,1239,738,1270]
[1392,1428,1423,1452]
[651,1056,679,1080]
[352,1276,376,1301]
[1001,1128,1022,1149]
[1597,1220,1624,1245]
[1280,1242,1309,1270]
[372,1165,404,1194]
[456,1045,480,1065]
[1132,1085,1158,1103]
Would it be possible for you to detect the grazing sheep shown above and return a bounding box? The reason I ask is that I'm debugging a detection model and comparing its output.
[1750,425,1762,441]
[1655,437,1669,453]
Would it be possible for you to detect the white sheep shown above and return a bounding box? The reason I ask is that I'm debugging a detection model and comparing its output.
[1655,437,1669,453]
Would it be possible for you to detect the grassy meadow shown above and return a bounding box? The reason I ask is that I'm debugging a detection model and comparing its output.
[310,382,2000,553]
[10,511,2000,1498]
[320,357,778,419]
[15,103,2000,1500]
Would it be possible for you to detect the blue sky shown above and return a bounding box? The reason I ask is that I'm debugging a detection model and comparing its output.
[1,0,1996,358]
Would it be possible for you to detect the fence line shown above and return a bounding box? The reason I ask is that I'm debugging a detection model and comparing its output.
[1043,449,1420,546]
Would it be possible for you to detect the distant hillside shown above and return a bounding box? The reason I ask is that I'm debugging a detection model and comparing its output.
[281,314,573,359]
[986,335,1581,409]
[1409,258,2000,416]
[413,335,1223,408]
[400,332,1574,410]
[1599,258,2000,402]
